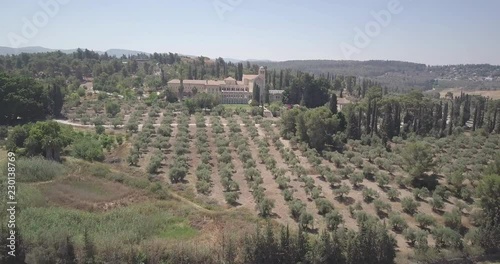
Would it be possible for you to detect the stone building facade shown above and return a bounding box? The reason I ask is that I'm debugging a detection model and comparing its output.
[168,67,275,104]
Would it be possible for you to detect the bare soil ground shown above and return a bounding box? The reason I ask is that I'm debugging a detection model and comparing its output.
[39,177,145,211]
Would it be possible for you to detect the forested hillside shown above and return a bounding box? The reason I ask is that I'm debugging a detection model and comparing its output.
[258,60,500,91]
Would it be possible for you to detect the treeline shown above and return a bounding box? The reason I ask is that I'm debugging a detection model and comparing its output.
[0,219,396,264]
[282,87,500,151]
[0,50,262,96]
[260,60,434,91]
[0,73,64,125]
[279,71,385,106]
[260,60,500,91]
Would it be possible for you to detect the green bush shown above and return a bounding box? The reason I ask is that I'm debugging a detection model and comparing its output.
[401,197,420,215]
[13,157,65,183]
[389,213,408,232]
[315,198,333,215]
[256,198,275,217]
[289,199,305,219]
[325,210,344,231]
[362,188,379,203]
[430,194,445,211]
[443,210,462,230]
[196,180,211,195]
[387,188,400,201]
[224,191,239,205]
[72,136,104,161]
[169,166,187,183]
[415,213,436,229]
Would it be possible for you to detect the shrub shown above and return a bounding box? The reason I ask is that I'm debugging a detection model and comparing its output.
[116,135,123,145]
[283,189,293,201]
[330,153,345,168]
[413,187,430,201]
[401,197,420,215]
[387,188,400,201]
[389,213,408,232]
[415,213,436,229]
[325,172,342,187]
[432,226,462,249]
[338,166,354,179]
[363,164,378,179]
[147,157,162,174]
[95,125,105,135]
[289,199,306,219]
[403,228,417,246]
[315,198,333,215]
[224,191,239,205]
[362,188,379,203]
[443,210,462,230]
[334,183,351,199]
[276,176,290,190]
[430,194,444,211]
[169,166,187,183]
[325,210,344,231]
[404,228,429,249]
[72,136,104,161]
[349,172,364,187]
[257,198,275,217]
[351,156,364,168]
[373,199,391,215]
[126,122,138,133]
[127,152,139,166]
[376,172,390,188]
[434,185,450,200]
[299,211,314,229]
[396,175,412,188]
[13,157,64,183]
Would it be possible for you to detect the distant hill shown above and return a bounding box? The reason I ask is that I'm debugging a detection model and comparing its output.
[105,49,150,57]
[0,46,149,57]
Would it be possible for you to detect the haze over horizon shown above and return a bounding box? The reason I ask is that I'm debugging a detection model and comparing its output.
[1,0,499,65]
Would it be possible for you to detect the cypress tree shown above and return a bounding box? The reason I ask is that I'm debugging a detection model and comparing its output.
[449,101,454,136]
[329,93,338,114]
[366,100,372,135]
[279,70,283,89]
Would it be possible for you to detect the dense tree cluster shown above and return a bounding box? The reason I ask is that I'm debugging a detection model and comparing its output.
[281,106,346,151]
[0,73,64,125]
[242,217,395,264]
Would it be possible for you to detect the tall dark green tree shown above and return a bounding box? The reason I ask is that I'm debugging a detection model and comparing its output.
[329,93,338,114]
[49,83,64,117]
[0,73,51,125]
[252,82,260,104]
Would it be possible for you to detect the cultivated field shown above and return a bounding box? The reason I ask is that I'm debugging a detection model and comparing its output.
[61,97,500,259]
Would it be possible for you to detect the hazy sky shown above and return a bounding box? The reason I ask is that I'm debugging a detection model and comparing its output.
[1,0,499,65]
